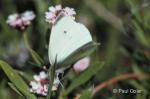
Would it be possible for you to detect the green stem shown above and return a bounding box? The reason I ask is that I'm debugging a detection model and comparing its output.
[23,33,30,49]
[55,0,62,4]
[46,65,56,99]
[22,32,43,66]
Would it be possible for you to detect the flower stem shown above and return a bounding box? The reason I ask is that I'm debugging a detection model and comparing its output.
[55,0,62,4]
[22,32,43,66]
[23,33,30,49]
[46,64,56,99]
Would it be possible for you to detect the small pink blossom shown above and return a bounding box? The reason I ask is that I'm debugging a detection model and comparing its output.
[63,7,76,18]
[21,11,36,22]
[6,14,19,27]
[30,71,60,96]
[45,5,76,24]
[45,5,62,24]
[73,57,90,73]
[6,11,35,31]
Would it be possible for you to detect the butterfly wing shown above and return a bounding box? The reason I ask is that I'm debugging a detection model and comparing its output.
[59,41,98,67]
[49,14,93,66]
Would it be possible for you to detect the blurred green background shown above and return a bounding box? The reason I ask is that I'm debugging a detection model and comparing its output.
[0,0,150,99]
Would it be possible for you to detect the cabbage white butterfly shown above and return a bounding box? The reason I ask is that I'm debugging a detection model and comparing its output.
[48,14,98,68]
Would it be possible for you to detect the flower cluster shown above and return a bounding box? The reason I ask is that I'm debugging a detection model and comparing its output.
[73,57,90,73]
[30,71,60,96]
[6,11,35,31]
[45,5,76,24]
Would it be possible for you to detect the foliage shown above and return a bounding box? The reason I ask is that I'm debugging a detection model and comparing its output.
[0,0,150,99]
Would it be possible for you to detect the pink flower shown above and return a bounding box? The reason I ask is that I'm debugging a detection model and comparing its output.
[6,14,19,27]
[6,11,35,31]
[73,57,90,73]
[30,71,60,96]
[45,5,62,24]
[45,5,76,24]
[21,11,36,22]
[63,7,76,19]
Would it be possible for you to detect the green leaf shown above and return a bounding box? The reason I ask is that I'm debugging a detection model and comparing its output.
[126,0,142,23]
[0,60,37,99]
[8,82,25,98]
[132,20,149,47]
[79,88,93,99]
[17,71,34,82]
[132,66,150,88]
[29,48,44,65]
[128,80,148,94]
[65,62,104,95]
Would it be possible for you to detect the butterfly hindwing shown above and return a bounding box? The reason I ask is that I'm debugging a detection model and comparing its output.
[58,41,98,67]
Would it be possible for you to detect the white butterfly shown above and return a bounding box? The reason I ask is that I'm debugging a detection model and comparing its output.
[48,14,98,68]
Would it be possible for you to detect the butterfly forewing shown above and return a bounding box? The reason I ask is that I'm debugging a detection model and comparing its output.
[49,15,76,65]
[49,14,94,67]
[59,23,92,62]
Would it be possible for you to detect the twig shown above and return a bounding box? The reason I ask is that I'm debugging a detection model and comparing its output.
[93,73,150,95]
